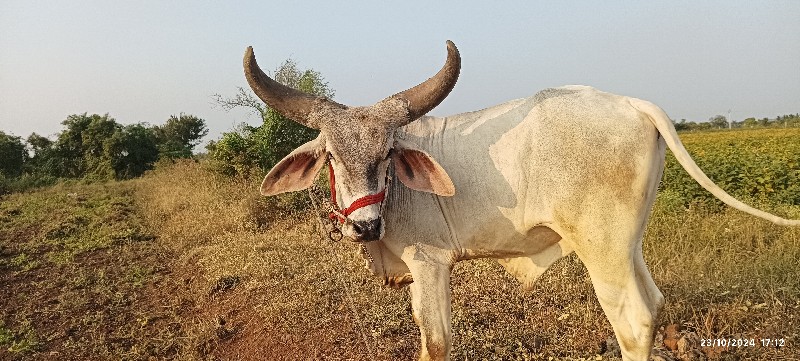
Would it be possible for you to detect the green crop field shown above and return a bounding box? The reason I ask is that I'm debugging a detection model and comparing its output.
[661,128,800,208]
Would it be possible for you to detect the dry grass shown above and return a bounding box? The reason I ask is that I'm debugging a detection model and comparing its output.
[132,161,800,360]
[644,191,800,359]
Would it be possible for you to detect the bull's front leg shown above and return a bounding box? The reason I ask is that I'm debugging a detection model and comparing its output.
[402,244,454,361]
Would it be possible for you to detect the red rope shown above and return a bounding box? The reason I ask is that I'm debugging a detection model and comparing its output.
[328,162,386,223]
[329,162,337,206]
[342,190,385,217]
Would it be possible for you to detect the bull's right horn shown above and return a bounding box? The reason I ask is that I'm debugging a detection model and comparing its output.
[243,46,344,129]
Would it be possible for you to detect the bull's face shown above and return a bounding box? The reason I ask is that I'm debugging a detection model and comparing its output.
[247,41,460,242]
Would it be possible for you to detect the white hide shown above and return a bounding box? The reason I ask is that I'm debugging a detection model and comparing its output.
[361,86,798,361]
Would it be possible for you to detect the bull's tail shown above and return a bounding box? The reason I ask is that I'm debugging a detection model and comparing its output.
[628,97,800,226]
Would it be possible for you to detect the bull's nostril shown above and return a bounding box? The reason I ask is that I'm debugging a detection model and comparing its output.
[368,218,382,232]
[352,222,364,235]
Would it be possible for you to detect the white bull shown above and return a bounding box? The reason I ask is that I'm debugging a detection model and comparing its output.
[246,41,800,361]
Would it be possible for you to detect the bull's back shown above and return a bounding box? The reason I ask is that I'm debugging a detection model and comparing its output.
[512,86,665,228]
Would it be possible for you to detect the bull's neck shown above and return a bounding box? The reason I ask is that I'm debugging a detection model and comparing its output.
[382,115,462,248]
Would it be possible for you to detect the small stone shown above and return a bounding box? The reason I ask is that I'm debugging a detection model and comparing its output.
[603,336,622,357]
[676,332,705,361]
[664,324,682,351]
[651,347,677,361]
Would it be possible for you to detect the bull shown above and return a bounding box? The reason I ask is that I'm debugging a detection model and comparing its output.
[245,40,799,361]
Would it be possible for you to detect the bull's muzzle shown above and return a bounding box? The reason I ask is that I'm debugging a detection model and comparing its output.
[351,218,382,242]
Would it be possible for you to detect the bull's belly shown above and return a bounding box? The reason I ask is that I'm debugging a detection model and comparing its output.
[457,224,562,260]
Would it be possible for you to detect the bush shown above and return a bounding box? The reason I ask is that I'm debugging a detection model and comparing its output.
[0,173,59,195]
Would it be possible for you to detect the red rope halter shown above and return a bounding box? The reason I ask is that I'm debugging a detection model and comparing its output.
[328,163,386,223]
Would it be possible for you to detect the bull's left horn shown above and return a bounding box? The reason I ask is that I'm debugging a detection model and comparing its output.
[244,46,344,129]
[389,40,461,124]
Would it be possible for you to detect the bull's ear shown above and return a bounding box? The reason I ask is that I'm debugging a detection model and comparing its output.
[392,139,455,196]
[260,135,326,196]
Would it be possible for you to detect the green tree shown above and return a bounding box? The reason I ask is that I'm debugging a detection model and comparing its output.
[108,123,160,178]
[211,58,334,176]
[23,133,57,176]
[205,125,259,177]
[51,113,122,178]
[0,131,26,178]
[709,115,728,129]
[154,114,208,159]
[742,117,757,128]
[83,114,121,179]
[672,119,689,131]
[52,113,166,180]
[54,113,94,177]
[26,133,52,156]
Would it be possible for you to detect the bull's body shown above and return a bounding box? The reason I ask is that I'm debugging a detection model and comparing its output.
[369,85,662,285]
[364,86,666,359]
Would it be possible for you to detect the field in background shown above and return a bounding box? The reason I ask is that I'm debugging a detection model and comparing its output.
[2,128,799,360]
[661,128,800,207]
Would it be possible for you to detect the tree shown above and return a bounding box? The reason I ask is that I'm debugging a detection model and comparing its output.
[742,117,757,128]
[709,115,728,129]
[205,125,259,177]
[154,113,208,159]
[53,113,94,177]
[23,133,58,176]
[0,131,26,178]
[27,133,52,156]
[672,119,689,131]
[50,113,170,180]
[107,123,160,179]
[1,112,207,190]
[82,114,121,179]
[211,58,334,176]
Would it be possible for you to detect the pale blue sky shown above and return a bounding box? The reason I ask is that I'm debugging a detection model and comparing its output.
[1,1,798,143]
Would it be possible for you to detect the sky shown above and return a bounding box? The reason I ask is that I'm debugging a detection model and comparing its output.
[1,1,798,145]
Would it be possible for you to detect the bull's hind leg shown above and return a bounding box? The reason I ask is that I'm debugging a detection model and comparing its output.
[634,246,665,317]
[572,230,663,361]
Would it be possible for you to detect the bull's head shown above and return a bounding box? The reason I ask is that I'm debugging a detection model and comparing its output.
[246,41,460,242]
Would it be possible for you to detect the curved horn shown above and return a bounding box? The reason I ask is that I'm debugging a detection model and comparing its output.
[243,46,343,129]
[390,40,461,123]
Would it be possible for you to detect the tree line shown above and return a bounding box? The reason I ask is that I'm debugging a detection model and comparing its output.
[0,113,207,193]
[4,56,797,194]
[673,113,800,131]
